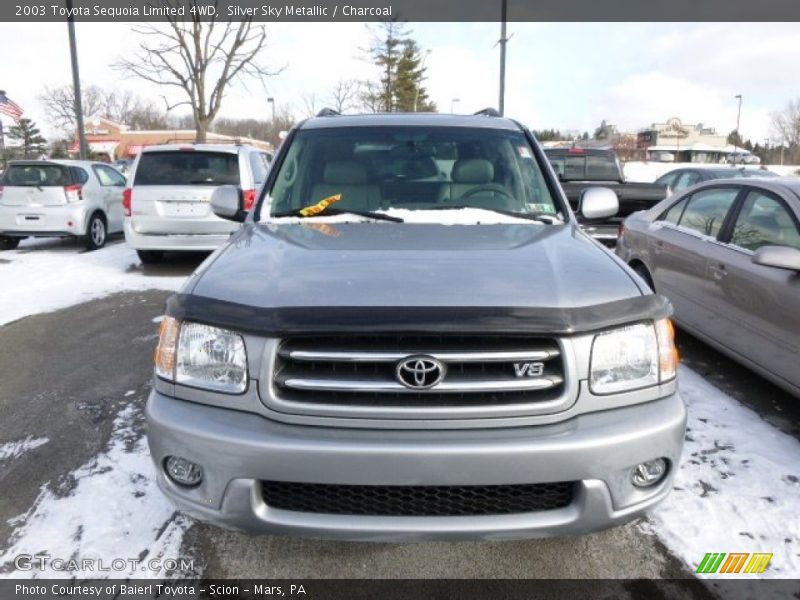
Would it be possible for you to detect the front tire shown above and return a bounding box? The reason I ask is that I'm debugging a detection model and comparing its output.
[0,236,20,251]
[85,213,107,251]
[137,250,164,264]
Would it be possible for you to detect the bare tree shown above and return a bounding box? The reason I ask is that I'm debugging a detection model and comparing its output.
[300,91,320,117]
[771,98,800,163]
[39,85,105,134]
[328,79,360,113]
[113,2,279,142]
[39,84,169,132]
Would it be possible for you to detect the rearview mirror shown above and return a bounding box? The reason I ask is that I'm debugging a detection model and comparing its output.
[580,187,619,220]
[752,245,800,272]
[211,185,246,223]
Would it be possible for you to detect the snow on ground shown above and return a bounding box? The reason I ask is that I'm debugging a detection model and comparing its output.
[0,404,192,579]
[0,239,185,327]
[0,437,48,463]
[642,366,800,578]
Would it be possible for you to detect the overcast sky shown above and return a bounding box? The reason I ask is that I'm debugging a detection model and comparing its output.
[1,21,799,142]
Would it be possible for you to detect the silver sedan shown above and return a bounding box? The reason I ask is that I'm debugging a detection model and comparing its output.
[616,178,800,397]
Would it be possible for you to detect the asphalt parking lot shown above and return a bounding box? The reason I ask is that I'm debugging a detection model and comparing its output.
[0,240,797,588]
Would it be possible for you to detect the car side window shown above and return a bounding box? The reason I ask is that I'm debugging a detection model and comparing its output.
[656,172,678,188]
[70,167,89,184]
[249,152,271,185]
[730,191,800,252]
[677,187,739,238]
[94,165,126,186]
[673,171,700,191]
[660,197,688,224]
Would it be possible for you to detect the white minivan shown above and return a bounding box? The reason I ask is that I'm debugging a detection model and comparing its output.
[123,143,272,263]
[0,159,126,251]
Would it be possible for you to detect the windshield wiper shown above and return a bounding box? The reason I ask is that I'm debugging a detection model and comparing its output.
[271,206,404,223]
[428,205,561,224]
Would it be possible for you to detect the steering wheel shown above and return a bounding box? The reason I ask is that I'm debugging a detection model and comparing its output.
[461,187,515,201]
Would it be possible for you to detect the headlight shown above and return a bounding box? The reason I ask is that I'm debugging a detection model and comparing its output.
[154,317,248,394]
[589,319,678,394]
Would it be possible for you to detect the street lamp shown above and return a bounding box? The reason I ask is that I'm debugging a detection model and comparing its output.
[450,98,460,113]
[733,94,742,165]
[267,97,275,122]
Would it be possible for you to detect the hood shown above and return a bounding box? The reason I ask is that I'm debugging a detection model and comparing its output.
[189,222,642,310]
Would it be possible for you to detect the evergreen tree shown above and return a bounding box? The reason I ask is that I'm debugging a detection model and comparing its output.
[361,21,435,113]
[8,118,47,159]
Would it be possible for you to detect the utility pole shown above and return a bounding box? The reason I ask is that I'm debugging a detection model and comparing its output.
[67,0,86,160]
[267,97,275,121]
[733,94,742,166]
[498,0,508,116]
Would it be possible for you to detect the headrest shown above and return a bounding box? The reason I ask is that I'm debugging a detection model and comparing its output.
[323,161,367,185]
[452,159,494,184]
[401,157,439,179]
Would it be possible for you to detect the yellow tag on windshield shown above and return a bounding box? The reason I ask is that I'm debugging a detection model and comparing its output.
[299,194,342,217]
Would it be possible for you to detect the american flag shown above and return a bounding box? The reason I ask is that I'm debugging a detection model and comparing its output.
[0,91,24,122]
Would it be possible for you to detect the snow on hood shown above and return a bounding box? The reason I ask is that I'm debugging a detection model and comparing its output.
[265,207,555,225]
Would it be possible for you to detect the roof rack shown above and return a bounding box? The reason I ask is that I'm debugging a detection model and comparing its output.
[474,108,501,117]
[316,108,341,117]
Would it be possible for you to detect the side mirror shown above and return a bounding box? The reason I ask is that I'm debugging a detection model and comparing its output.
[580,187,619,220]
[211,185,246,223]
[752,245,800,272]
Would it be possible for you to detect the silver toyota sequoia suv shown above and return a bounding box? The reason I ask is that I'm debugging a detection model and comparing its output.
[146,111,685,540]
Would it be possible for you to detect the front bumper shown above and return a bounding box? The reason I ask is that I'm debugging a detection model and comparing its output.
[0,203,88,237]
[124,219,231,252]
[146,390,686,541]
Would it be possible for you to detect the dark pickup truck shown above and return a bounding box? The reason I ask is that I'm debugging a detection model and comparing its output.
[544,147,666,245]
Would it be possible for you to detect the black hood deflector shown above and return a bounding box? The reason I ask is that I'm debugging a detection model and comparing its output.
[165,293,672,337]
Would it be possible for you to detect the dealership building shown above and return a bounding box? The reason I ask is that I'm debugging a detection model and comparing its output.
[70,117,273,161]
[637,118,749,163]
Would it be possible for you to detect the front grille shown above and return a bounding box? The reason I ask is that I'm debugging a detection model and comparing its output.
[261,481,576,516]
[272,335,565,408]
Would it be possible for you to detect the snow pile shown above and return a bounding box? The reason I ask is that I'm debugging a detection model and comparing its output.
[0,404,191,579]
[0,240,186,327]
[0,437,48,463]
[644,366,800,578]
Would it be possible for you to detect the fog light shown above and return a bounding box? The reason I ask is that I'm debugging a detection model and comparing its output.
[164,456,203,487]
[631,458,667,487]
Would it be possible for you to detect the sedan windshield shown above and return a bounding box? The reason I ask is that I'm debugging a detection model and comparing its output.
[265,126,560,219]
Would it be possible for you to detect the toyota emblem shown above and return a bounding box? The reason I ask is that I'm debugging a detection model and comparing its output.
[396,356,446,390]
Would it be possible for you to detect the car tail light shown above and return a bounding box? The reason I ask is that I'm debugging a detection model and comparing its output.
[618,222,625,238]
[242,189,256,211]
[568,147,585,154]
[123,188,132,216]
[64,184,83,203]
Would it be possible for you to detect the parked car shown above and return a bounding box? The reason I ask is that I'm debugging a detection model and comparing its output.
[616,178,800,397]
[0,159,126,250]
[655,166,779,195]
[123,143,272,263]
[544,147,667,245]
[146,111,684,540]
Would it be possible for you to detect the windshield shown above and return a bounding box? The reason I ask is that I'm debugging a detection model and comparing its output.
[265,126,559,219]
[2,164,72,187]
[134,151,240,186]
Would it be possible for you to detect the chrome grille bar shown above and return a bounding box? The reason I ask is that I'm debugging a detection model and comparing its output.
[281,376,563,394]
[285,349,559,363]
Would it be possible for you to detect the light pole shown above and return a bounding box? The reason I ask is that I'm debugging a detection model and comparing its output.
[498,0,508,115]
[267,97,275,121]
[733,94,742,166]
[66,0,86,159]
[413,49,431,112]
[450,98,460,113]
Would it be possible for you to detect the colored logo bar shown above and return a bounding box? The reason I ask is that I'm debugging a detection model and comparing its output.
[697,552,772,574]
